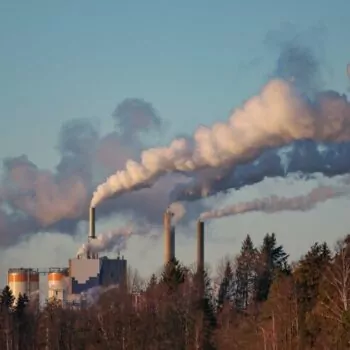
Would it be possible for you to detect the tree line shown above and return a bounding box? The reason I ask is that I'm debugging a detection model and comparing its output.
[0,232,350,349]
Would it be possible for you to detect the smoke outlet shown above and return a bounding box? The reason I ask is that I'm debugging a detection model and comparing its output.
[89,206,96,240]
[163,209,173,265]
[170,225,175,260]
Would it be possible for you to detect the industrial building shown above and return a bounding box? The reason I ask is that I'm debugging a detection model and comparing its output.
[7,206,205,306]
[7,206,127,306]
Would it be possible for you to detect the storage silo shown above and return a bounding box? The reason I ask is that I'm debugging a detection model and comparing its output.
[48,268,69,303]
[8,268,39,301]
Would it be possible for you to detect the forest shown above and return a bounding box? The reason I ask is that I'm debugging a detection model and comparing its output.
[0,232,350,350]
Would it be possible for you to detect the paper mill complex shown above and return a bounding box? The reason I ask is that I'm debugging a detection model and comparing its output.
[6,206,206,306]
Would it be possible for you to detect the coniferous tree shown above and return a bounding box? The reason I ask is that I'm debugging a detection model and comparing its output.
[194,271,217,350]
[161,257,186,292]
[0,285,15,311]
[255,233,289,302]
[15,293,29,317]
[294,241,331,348]
[235,234,258,310]
[14,293,30,350]
[0,286,15,350]
[217,261,234,311]
[148,273,157,288]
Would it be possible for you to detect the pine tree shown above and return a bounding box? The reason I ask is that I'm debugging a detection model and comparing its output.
[195,271,217,350]
[217,261,234,311]
[161,257,186,292]
[148,274,157,290]
[0,285,15,311]
[294,241,331,348]
[14,293,30,350]
[255,233,289,302]
[15,293,29,316]
[234,234,258,310]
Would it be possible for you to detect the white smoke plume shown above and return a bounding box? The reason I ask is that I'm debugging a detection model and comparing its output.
[82,284,119,306]
[0,97,209,247]
[91,79,350,208]
[76,224,150,256]
[168,201,186,224]
[76,227,131,256]
[199,185,350,221]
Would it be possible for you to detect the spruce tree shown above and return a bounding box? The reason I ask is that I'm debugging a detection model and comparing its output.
[0,285,15,311]
[195,271,217,350]
[161,257,186,292]
[148,273,157,289]
[15,293,29,317]
[234,234,257,310]
[255,233,289,302]
[217,261,234,311]
[14,293,30,350]
[295,242,331,348]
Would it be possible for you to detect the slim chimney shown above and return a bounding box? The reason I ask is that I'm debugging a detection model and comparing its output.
[89,206,96,240]
[163,209,172,264]
[197,220,204,273]
[170,225,175,260]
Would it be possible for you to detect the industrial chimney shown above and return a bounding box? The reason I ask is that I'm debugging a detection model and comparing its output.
[196,220,204,274]
[163,209,174,265]
[89,206,96,240]
[170,225,175,260]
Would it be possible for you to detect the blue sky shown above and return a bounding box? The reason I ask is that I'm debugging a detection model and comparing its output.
[1,0,350,283]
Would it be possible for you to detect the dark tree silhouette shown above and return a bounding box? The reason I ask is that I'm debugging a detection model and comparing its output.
[217,261,234,311]
[255,233,289,302]
[0,286,15,310]
[0,233,348,349]
[235,234,258,310]
[161,257,186,292]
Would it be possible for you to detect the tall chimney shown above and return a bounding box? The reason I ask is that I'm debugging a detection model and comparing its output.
[170,225,175,260]
[89,206,96,240]
[197,220,204,273]
[163,209,172,264]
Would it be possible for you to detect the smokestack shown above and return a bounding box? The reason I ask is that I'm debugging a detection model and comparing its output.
[196,220,204,273]
[170,225,175,260]
[163,209,172,265]
[89,206,96,240]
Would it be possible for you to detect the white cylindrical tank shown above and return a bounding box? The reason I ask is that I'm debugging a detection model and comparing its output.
[8,268,39,301]
[48,270,68,303]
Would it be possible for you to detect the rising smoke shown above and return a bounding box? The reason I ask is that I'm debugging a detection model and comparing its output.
[171,140,350,202]
[77,226,131,256]
[76,223,153,256]
[0,99,200,247]
[91,32,349,208]
[2,29,348,248]
[168,202,186,224]
[91,80,350,207]
[170,39,350,202]
[200,184,349,221]
[91,30,350,208]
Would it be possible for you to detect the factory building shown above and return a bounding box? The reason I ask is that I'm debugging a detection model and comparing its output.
[6,206,127,306]
[69,255,127,295]
[6,207,205,306]
[68,206,127,297]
